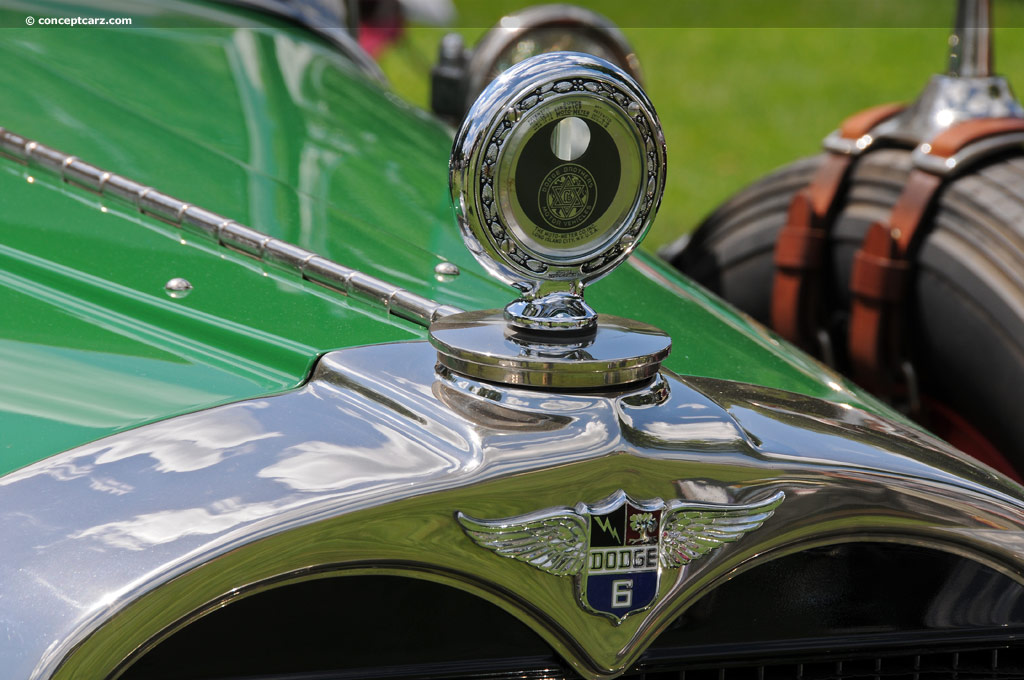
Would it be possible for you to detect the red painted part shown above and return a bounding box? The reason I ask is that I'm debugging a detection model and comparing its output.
[926,398,1022,483]
[358,22,404,58]
[357,0,405,58]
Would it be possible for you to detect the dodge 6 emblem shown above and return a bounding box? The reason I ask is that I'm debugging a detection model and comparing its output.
[457,489,784,622]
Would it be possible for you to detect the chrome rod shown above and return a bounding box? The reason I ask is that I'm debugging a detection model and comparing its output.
[949,0,992,78]
[0,127,463,327]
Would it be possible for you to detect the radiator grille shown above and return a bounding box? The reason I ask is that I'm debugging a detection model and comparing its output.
[629,644,1024,680]
[230,641,1024,679]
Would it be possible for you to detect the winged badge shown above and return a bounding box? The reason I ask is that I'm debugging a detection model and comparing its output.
[456,489,785,621]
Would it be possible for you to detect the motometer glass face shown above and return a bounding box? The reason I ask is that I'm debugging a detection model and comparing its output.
[500,95,643,262]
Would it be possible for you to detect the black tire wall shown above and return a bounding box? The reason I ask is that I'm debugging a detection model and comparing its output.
[666,149,1024,463]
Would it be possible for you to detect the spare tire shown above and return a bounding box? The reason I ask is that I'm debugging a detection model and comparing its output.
[663,148,1024,473]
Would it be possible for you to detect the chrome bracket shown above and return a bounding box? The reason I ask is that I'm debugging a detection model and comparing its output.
[823,0,1023,154]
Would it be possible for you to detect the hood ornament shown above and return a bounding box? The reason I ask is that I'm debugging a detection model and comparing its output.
[457,490,785,622]
[431,52,670,388]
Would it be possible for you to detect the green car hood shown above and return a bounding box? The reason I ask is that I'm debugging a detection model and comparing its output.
[0,0,889,474]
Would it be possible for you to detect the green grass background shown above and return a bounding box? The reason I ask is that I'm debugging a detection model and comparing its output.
[377,1,1024,251]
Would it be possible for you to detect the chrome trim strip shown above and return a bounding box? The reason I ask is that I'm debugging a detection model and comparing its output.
[3,341,1023,680]
[105,174,148,203]
[220,221,271,257]
[64,159,106,191]
[32,144,67,173]
[180,205,222,239]
[0,130,27,159]
[263,239,314,270]
[59,155,76,181]
[303,256,356,291]
[0,127,463,327]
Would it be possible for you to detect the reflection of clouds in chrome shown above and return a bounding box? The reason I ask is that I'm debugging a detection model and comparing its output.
[71,497,282,551]
[88,476,134,496]
[0,457,94,486]
[634,420,741,444]
[259,428,453,492]
[538,397,602,413]
[0,402,283,495]
[480,418,611,463]
[94,402,281,473]
[676,479,734,504]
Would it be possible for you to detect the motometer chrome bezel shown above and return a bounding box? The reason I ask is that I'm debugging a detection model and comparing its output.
[450,52,666,299]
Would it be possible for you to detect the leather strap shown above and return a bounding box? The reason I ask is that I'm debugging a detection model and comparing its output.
[839,103,907,141]
[847,117,1024,392]
[928,117,1024,158]
[771,103,905,349]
